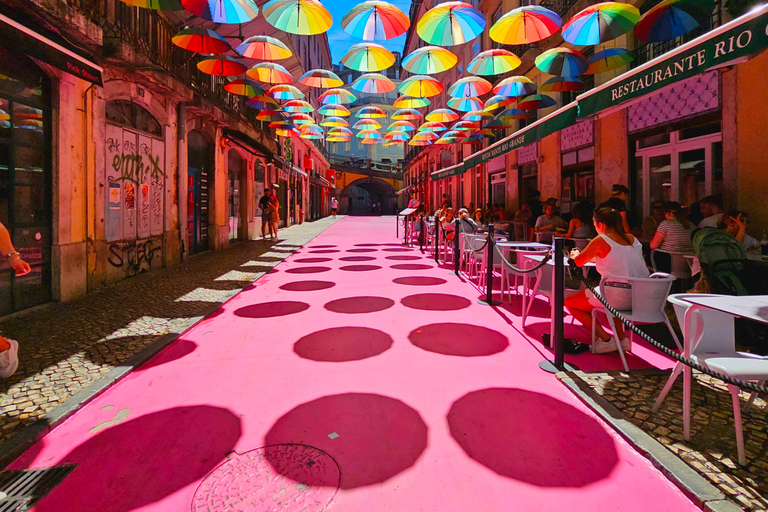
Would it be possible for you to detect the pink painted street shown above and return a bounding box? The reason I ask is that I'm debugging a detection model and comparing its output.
[10,217,698,511]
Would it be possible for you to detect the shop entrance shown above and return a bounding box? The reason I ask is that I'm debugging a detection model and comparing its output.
[228,149,244,242]
[187,130,211,254]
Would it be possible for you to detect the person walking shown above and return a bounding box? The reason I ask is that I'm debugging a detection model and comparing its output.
[269,192,280,240]
[330,197,338,218]
[258,189,273,241]
[0,221,31,378]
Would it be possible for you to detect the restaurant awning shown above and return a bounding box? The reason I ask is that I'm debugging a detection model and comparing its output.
[0,13,103,86]
[397,185,414,195]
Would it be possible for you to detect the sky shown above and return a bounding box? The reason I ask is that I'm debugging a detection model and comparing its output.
[324,0,413,65]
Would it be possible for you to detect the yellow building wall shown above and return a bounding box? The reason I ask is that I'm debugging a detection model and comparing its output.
[594,110,629,206]
[334,171,402,192]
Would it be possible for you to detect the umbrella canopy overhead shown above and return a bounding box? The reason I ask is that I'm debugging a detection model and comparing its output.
[299,69,343,88]
[398,75,444,98]
[392,108,423,120]
[496,108,529,120]
[485,119,512,129]
[448,76,492,98]
[291,113,315,124]
[402,46,458,74]
[225,78,265,97]
[342,0,410,40]
[182,0,258,22]
[535,47,589,76]
[352,73,396,94]
[328,127,353,135]
[462,134,484,144]
[197,56,246,76]
[426,108,459,123]
[447,97,484,112]
[585,48,635,74]
[393,96,431,108]
[483,95,516,112]
[276,128,300,137]
[356,106,387,118]
[318,88,357,104]
[636,0,714,42]
[357,129,382,138]
[268,84,305,100]
[389,120,416,131]
[320,116,349,127]
[462,110,493,121]
[441,130,467,139]
[245,95,279,109]
[418,121,447,132]
[561,2,640,45]
[385,130,410,141]
[489,5,562,45]
[417,1,486,46]
[341,43,395,72]
[452,121,480,131]
[263,0,333,35]
[327,136,351,142]
[256,109,285,121]
[467,49,521,76]
[247,62,293,84]
[517,94,557,110]
[493,76,537,97]
[413,131,439,141]
[353,119,383,129]
[172,27,231,54]
[283,99,315,112]
[236,35,293,60]
[319,104,351,116]
[539,76,584,92]
[120,0,183,10]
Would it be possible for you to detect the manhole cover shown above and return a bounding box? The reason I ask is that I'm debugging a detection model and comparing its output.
[192,444,340,512]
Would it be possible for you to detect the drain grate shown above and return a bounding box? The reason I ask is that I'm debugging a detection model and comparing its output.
[0,465,76,512]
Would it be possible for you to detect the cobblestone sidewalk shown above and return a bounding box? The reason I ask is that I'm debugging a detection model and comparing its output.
[0,217,339,449]
[577,370,768,511]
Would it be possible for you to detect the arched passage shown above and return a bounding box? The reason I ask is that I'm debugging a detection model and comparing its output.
[341,178,397,216]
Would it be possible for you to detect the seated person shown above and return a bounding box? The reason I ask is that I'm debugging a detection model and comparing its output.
[641,200,666,239]
[699,195,724,228]
[718,210,758,250]
[535,200,567,235]
[473,209,486,231]
[457,208,478,233]
[649,202,695,254]
[440,207,456,241]
[563,202,595,239]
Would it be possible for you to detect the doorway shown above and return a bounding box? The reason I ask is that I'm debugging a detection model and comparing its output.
[187,131,211,254]
[228,149,244,242]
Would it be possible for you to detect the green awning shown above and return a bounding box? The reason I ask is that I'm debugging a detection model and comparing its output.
[578,5,768,118]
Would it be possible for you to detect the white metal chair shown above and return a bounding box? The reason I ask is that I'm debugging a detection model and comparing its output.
[464,234,487,282]
[521,254,579,328]
[651,249,693,280]
[498,247,549,304]
[652,293,768,465]
[590,273,681,372]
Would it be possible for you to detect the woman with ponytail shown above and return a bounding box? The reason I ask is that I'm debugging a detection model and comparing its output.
[565,207,650,354]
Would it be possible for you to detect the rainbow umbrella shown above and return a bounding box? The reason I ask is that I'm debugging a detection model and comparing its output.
[319,88,357,104]
[328,136,351,142]
[172,27,231,54]
[448,76,492,98]
[269,120,294,129]
[398,75,443,98]
[181,0,258,23]
[447,97,484,112]
[246,95,279,109]
[389,120,416,131]
[489,5,562,45]
[319,104,351,116]
[197,56,246,76]
[418,121,447,132]
[517,94,557,110]
[268,84,304,100]
[247,62,293,84]
[535,48,588,76]
[283,100,314,113]
[0,110,9,121]
[473,129,495,136]
[263,0,333,35]
[276,128,301,137]
[435,137,460,145]
[485,119,511,130]
[412,131,439,141]
[483,95,516,112]
[354,119,383,129]
[416,1,485,46]
[236,35,292,60]
[356,106,387,118]
[392,108,423,120]
[340,43,395,72]
[585,48,635,74]
[256,110,286,122]
[299,69,343,88]
[357,129,382,138]
[393,96,430,108]
[329,127,353,136]
[440,130,465,139]
[383,140,403,146]
[462,111,493,122]
[452,121,480,131]
[462,134,484,144]
[320,117,349,127]
[301,132,324,140]
[496,108,529,120]
[402,46,457,74]
[225,78,265,97]
[342,1,410,40]
[385,130,410,141]
[540,76,584,93]
[362,137,383,144]
[468,49,522,76]
[562,2,640,45]
[120,0,183,10]
[291,113,315,125]
[493,76,537,97]
[426,108,459,123]
[409,138,433,146]
[636,0,714,42]
[352,73,396,94]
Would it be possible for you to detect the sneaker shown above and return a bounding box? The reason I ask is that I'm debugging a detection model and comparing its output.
[592,337,619,354]
[0,339,19,378]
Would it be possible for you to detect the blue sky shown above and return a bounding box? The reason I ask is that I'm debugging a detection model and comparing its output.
[324,0,413,64]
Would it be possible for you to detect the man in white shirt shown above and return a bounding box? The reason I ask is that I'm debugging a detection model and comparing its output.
[698,195,724,228]
[330,197,338,218]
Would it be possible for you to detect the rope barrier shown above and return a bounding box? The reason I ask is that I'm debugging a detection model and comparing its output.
[495,245,553,274]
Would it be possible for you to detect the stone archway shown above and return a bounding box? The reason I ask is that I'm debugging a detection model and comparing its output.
[340,178,397,215]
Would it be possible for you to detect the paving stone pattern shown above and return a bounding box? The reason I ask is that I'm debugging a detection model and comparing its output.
[0,218,339,447]
[578,370,768,511]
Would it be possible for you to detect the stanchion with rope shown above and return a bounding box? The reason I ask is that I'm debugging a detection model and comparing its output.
[478,223,501,306]
[419,215,425,252]
[434,215,440,263]
[396,212,399,238]
[452,217,461,275]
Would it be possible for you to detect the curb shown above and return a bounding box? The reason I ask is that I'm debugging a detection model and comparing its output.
[557,371,743,512]
[0,220,338,470]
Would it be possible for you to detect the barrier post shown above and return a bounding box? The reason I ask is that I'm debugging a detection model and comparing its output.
[434,215,440,263]
[452,217,461,275]
[396,212,399,238]
[419,215,425,252]
[478,223,501,306]
[404,215,409,246]
[540,237,578,373]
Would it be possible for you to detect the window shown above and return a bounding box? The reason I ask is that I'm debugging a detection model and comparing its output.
[105,100,162,137]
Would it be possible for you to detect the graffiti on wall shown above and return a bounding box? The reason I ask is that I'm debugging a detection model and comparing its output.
[107,238,162,276]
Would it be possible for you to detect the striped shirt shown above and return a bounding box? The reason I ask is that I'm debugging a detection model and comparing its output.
[656,220,695,254]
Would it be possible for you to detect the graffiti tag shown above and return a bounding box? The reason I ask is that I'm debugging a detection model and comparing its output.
[107,239,162,276]
[110,152,165,185]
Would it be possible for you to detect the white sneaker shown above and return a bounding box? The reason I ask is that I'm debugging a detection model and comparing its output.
[0,339,19,378]
[592,338,619,354]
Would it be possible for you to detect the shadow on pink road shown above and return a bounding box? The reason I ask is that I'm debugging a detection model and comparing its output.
[13,217,699,512]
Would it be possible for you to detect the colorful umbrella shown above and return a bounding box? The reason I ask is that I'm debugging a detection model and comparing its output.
[398,75,444,98]
[357,129,381,138]
[291,113,315,125]
[172,27,231,54]
[299,69,343,88]
[319,104,351,116]
[383,140,403,146]
[483,95,516,112]
[268,84,304,100]
[328,127,353,136]
[319,88,357,104]
[269,120,294,129]
[534,48,588,76]
[393,96,431,108]
[540,76,584,93]
[585,48,635,74]
[283,100,314,113]
[342,0,410,40]
[236,36,293,60]
[440,130,466,139]
[263,0,333,35]
[493,76,537,97]
[361,137,383,144]
[120,0,183,10]
[473,129,495,137]
[389,120,416,131]
[301,132,324,140]
[426,108,459,123]
[256,110,285,122]
[448,76,492,98]
[517,94,557,110]
[276,128,300,137]
[392,108,423,120]
[320,117,349,127]
[467,49,521,76]
[352,73,396,94]
[402,46,458,74]
[462,111,493,121]
[416,1,486,46]
[452,121,480,131]
[412,131,439,141]
[340,43,395,72]
[327,136,351,142]
[181,0,258,23]
[356,106,387,118]
[246,62,293,84]
[245,95,280,109]
[636,0,714,42]
[354,119,383,129]
[496,108,529,120]
[225,78,265,97]
[447,97,484,112]
[489,5,562,45]
[385,130,410,141]
[561,2,640,46]
[435,136,460,144]
[418,121,447,132]
[485,119,511,130]
[409,138,433,146]
[197,56,246,76]
[462,134,484,144]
